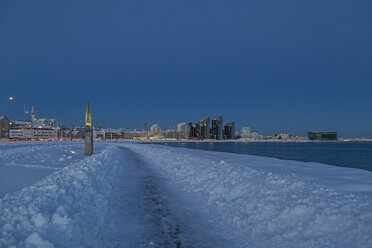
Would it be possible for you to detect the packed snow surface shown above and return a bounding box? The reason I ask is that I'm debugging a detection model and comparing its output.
[0,141,372,247]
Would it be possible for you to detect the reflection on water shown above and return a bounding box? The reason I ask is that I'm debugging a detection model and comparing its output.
[161,142,372,172]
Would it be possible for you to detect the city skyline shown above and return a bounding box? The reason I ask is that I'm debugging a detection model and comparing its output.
[0,105,354,141]
[1,0,372,138]
[0,101,370,139]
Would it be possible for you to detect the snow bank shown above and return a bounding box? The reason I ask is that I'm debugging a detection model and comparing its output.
[121,143,372,248]
[0,142,96,198]
[0,144,122,248]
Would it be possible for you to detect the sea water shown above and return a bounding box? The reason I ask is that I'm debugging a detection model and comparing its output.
[161,141,372,172]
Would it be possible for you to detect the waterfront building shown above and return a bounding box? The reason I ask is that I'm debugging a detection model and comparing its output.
[240,127,251,139]
[177,123,186,139]
[276,133,293,140]
[102,128,122,140]
[122,129,148,139]
[177,123,186,132]
[308,131,338,141]
[0,116,10,138]
[9,125,59,140]
[197,116,210,140]
[223,122,235,139]
[211,115,223,140]
[191,124,198,139]
[184,123,191,139]
[150,124,163,138]
[163,129,178,139]
[8,106,60,140]
[251,132,259,140]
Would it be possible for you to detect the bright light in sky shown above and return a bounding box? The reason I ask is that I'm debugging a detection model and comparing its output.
[9,97,14,100]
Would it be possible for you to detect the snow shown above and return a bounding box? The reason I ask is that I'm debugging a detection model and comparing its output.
[0,142,104,198]
[0,142,122,247]
[119,143,372,247]
[0,141,372,247]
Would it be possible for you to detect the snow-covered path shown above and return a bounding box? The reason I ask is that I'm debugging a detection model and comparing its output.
[1,142,372,247]
[93,147,234,248]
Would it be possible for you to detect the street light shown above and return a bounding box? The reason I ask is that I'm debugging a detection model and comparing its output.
[8,96,28,121]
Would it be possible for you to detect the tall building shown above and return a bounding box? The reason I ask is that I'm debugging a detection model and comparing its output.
[0,116,10,138]
[211,115,223,140]
[197,116,210,140]
[177,123,186,139]
[177,123,186,132]
[224,122,235,139]
[240,127,251,139]
[184,123,192,139]
[150,124,163,138]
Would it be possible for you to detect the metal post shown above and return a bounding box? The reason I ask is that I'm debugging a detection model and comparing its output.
[84,103,93,155]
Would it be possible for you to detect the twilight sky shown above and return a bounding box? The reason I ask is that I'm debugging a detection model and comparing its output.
[1,0,371,137]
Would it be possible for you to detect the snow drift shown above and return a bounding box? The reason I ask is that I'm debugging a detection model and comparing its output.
[0,143,122,247]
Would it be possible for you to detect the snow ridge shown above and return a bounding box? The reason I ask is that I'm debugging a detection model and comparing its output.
[0,145,122,248]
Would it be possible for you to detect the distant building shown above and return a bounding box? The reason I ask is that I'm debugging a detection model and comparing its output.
[102,129,122,140]
[60,127,84,140]
[223,122,235,139]
[0,116,10,138]
[276,133,293,140]
[177,123,186,132]
[240,127,251,139]
[8,106,60,140]
[11,120,32,128]
[184,123,192,139]
[9,126,59,140]
[163,129,178,139]
[150,124,163,138]
[177,123,186,139]
[197,116,210,140]
[192,123,198,139]
[93,127,104,139]
[122,129,148,139]
[308,131,338,141]
[251,132,259,140]
[211,116,223,140]
[28,106,59,128]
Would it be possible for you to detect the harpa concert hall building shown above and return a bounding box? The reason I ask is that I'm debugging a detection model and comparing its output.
[308,131,338,141]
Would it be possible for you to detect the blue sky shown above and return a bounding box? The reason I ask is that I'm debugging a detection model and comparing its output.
[1,0,371,137]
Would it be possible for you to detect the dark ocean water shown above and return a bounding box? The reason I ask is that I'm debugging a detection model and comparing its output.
[159,142,372,172]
